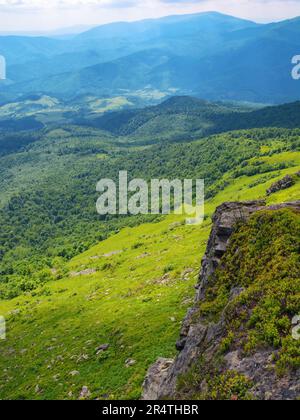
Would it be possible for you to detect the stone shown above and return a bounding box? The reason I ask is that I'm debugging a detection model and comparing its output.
[70,268,96,277]
[69,370,80,376]
[35,384,42,394]
[102,250,123,257]
[142,358,174,400]
[176,338,186,351]
[125,358,136,367]
[96,344,110,355]
[181,268,194,280]
[79,386,91,399]
[77,354,89,362]
[266,175,295,196]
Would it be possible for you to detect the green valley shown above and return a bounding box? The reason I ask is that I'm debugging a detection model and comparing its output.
[0,108,299,398]
[0,6,300,403]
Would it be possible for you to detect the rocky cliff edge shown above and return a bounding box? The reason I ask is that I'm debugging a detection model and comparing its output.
[142,200,300,400]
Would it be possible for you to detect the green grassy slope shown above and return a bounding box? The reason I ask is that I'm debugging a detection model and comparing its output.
[1,127,299,300]
[0,147,299,399]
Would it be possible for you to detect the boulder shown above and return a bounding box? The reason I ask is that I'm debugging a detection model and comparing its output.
[267,175,295,196]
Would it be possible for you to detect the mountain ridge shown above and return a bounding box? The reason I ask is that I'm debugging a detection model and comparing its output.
[1,11,300,103]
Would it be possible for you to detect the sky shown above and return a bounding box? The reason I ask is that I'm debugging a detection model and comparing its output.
[0,0,300,33]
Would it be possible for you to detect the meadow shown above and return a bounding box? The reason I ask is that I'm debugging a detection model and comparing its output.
[0,144,299,399]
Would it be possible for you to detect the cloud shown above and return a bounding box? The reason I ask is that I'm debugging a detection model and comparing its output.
[0,0,299,11]
[0,0,138,9]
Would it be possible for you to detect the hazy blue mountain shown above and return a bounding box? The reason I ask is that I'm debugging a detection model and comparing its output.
[76,12,258,46]
[0,36,65,65]
[3,12,258,83]
[1,12,300,103]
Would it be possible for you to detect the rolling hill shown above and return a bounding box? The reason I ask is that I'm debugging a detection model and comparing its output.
[80,97,300,142]
[1,95,300,147]
[0,123,299,300]
[0,130,299,399]
[0,94,299,400]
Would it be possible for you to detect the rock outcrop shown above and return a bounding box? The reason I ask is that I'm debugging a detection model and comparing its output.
[266,173,299,196]
[142,358,174,400]
[142,200,300,400]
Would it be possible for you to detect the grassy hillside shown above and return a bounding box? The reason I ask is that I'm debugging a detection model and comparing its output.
[0,127,299,300]
[0,135,299,399]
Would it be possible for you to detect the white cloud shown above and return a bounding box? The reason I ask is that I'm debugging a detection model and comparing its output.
[0,0,131,8]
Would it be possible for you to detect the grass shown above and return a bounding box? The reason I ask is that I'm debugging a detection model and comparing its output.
[0,147,299,400]
[0,213,209,400]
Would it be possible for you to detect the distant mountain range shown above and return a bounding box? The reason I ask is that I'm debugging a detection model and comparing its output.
[0,12,300,103]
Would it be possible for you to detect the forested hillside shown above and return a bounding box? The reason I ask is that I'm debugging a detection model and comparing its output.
[0,89,299,400]
[0,127,299,398]
[81,97,300,142]
[1,96,300,149]
[0,123,299,298]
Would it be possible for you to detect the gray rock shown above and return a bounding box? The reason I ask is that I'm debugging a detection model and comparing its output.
[267,175,295,196]
[69,370,80,376]
[79,386,91,399]
[70,268,96,277]
[35,384,42,394]
[125,358,136,367]
[225,350,300,400]
[96,344,110,355]
[142,358,174,400]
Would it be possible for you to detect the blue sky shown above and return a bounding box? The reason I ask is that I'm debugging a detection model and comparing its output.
[0,0,300,32]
